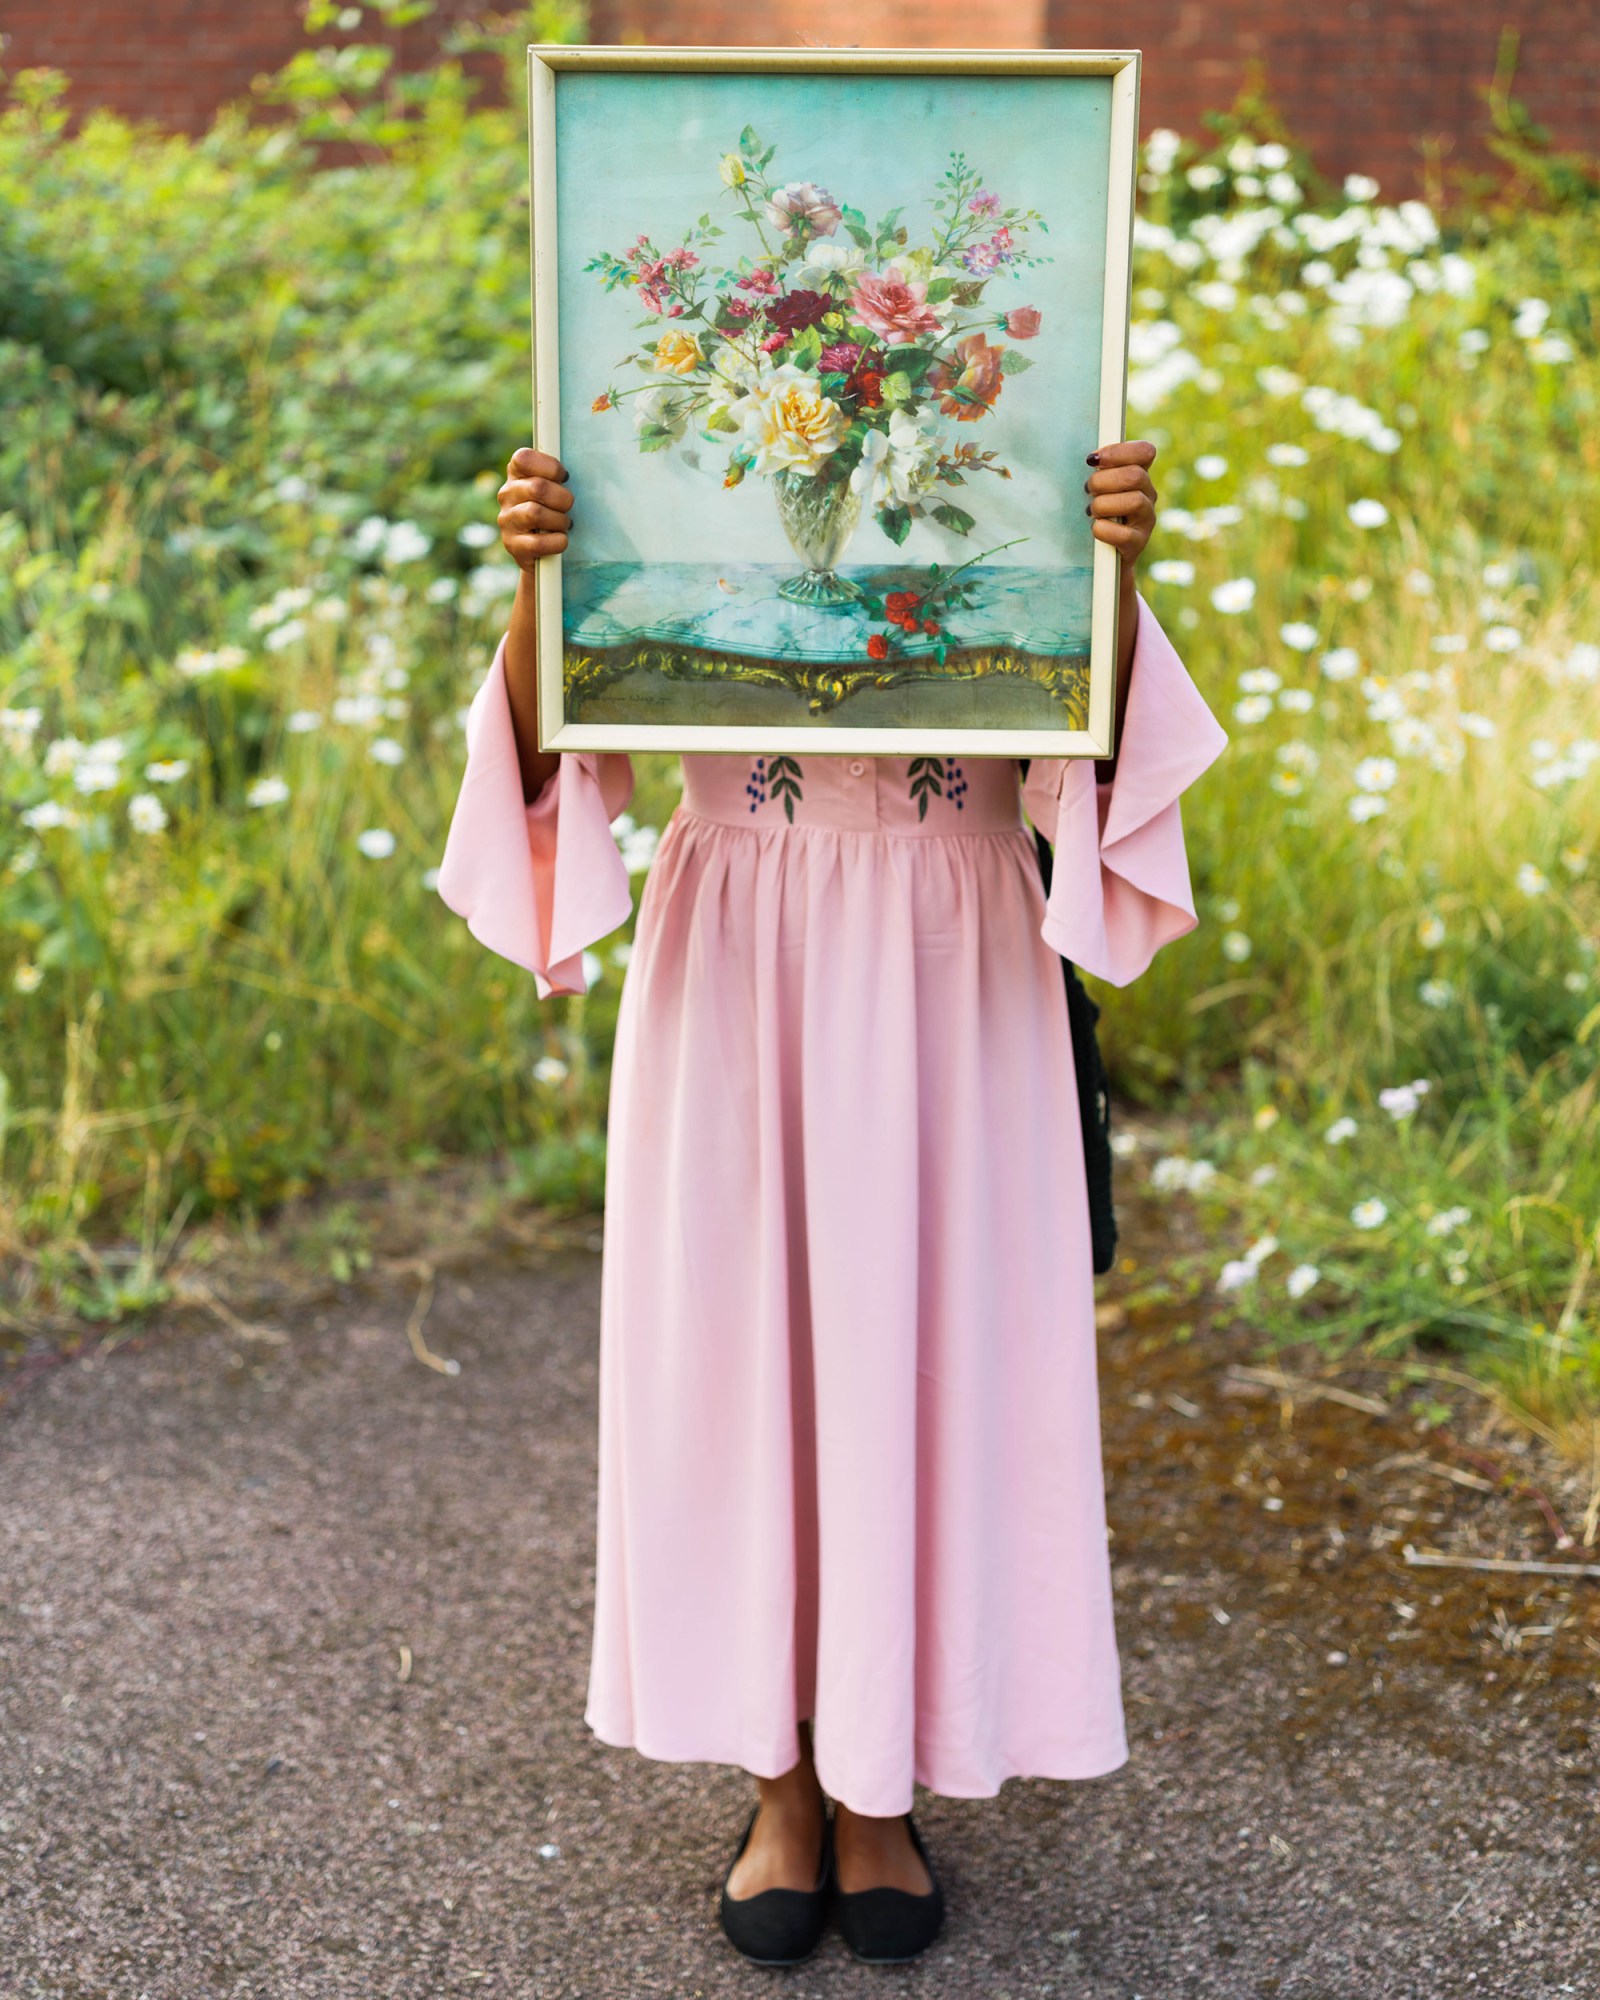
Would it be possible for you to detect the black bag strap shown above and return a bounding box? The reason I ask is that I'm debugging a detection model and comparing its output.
[1019,760,1118,1276]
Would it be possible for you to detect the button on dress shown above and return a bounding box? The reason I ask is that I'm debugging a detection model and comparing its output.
[437,592,1227,1817]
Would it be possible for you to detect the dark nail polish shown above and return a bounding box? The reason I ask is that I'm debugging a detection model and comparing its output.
[1085,504,1092,515]
[1086,451,1101,465]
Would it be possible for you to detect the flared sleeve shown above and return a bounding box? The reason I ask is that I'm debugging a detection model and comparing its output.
[435,636,635,998]
[1022,590,1228,987]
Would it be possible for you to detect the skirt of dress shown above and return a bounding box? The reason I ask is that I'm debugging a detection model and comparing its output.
[585,793,1127,1817]
[434,592,1227,1821]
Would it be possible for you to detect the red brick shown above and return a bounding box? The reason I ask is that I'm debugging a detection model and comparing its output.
[1,0,1594,196]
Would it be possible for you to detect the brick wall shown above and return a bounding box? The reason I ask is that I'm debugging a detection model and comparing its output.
[593,0,1600,198]
[0,0,495,135]
[4,1,1596,199]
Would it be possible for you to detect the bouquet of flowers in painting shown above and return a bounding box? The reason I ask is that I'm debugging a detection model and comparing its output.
[587,127,1050,625]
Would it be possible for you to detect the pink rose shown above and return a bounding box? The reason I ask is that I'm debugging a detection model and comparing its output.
[759,330,788,353]
[1005,307,1042,339]
[763,181,842,237]
[849,272,945,347]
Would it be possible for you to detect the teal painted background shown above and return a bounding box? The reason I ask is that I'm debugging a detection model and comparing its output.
[550,68,1113,577]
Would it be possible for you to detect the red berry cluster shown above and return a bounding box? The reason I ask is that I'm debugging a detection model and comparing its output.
[867,590,940,661]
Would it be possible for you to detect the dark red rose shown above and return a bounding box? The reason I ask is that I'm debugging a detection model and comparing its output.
[766,289,832,335]
[848,365,885,408]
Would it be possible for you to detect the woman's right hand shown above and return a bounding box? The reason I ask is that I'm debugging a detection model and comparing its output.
[498,447,574,568]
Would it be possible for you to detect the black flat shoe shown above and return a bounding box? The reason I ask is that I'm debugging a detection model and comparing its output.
[832,1812,945,1964]
[719,1805,833,1967]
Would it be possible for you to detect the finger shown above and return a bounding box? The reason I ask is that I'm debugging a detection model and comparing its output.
[503,502,574,537]
[1085,464,1155,496]
[1087,490,1154,519]
[506,531,569,566]
[1090,519,1144,547]
[1086,439,1157,469]
[508,447,568,483]
[499,477,574,512]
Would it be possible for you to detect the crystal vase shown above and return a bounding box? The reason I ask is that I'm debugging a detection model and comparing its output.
[773,468,862,606]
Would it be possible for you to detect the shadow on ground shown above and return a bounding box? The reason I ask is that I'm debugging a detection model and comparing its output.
[3,1197,1597,1998]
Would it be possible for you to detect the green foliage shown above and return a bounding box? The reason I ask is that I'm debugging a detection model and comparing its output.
[0,23,1597,1436]
[1111,109,1600,1436]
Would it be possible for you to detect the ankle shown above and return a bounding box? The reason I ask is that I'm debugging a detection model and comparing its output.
[755,1763,824,1824]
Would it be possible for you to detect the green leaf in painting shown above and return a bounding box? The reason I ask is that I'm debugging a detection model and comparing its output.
[999,348,1034,375]
[879,504,912,546]
[931,502,977,534]
[886,347,933,383]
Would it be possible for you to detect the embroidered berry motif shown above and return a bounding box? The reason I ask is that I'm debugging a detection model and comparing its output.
[907,757,970,817]
[747,756,804,821]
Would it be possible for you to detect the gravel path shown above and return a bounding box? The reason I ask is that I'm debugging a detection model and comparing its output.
[4,1224,1598,1998]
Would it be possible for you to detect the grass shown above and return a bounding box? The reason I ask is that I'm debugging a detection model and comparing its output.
[0,12,1597,1449]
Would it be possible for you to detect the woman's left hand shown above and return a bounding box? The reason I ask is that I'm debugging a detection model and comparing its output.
[1085,440,1158,567]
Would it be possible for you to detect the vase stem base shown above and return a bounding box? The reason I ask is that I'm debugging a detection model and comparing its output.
[778,569,863,608]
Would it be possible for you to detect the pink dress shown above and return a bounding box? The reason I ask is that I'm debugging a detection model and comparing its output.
[437,593,1227,1818]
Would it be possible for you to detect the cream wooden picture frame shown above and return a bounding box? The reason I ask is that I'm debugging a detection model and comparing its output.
[527,44,1141,758]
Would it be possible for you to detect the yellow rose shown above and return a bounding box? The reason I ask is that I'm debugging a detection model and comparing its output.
[719,153,747,187]
[653,329,705,376]
[743,369,845,475]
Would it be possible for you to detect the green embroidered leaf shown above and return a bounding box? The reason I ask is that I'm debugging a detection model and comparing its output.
[767,754,803,824]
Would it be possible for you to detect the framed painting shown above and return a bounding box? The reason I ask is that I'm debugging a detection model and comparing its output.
[527,45,1141,758]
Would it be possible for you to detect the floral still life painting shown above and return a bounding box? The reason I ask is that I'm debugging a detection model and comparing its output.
[533,56,1134,748]
[586,133,1049,613]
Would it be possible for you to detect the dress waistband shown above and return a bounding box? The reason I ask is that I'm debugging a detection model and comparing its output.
[676,753,1028,836]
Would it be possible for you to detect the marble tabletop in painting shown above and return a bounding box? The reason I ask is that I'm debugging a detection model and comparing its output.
[562,563,1092,665]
